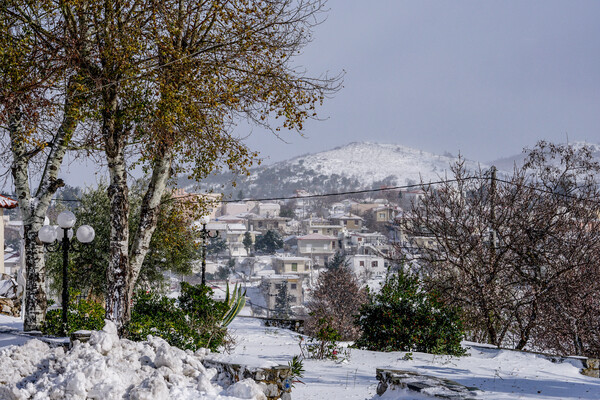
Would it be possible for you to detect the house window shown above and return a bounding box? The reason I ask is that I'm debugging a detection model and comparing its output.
[331,241,335,248]
[358,237,362,242]
[359,261,365,267]
[379,213,385,219]
[343,220,347,225]
[372,261,378,267]
[313,229,318,233]
[258,221,263,227]
[291,263,298,272]
[290,283,297,289]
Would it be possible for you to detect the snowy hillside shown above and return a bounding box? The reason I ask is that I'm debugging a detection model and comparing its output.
[286,142,481,187]
[182,142,486,198]
[490,141,600,171]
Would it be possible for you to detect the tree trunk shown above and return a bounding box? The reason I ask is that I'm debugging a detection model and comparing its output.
[9,91,76,330]
[103,89,131,331]
[22,226,47,331]
[128,150,173,301]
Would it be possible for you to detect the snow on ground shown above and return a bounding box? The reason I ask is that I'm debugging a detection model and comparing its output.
[1,313,600,399]
[0,314,30,348]
[0,318,264,400]
[228,316,600,400]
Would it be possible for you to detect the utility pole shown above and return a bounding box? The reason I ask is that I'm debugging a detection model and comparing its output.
[490,166,498,255]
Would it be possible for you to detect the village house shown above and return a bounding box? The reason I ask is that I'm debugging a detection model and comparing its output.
[259,274,305,316]
[219,202,255,217]
[342,231,393,258]
[349,202,380,216]
[373,205,401,223]
[347,254,387,278]
[303,220,343,237]
[272,256,311,276]
[251,202,281,218]
[328,213,363,231]
[246,214,290,234]
[172,189,222,220]
[296,233,338,266]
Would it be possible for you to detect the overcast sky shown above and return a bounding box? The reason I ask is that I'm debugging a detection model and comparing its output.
[241,0,600,165]
[56,0,600,188]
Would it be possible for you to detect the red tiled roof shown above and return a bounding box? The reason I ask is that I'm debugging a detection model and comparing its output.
[0,195,17,209]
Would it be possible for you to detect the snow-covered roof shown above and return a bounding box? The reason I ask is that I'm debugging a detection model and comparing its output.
[0,195,17,209]
[216,215,246,222]
[297,233,337,240]
[329,213,363,220]
[261,274,301,281]
[274,256,311,262]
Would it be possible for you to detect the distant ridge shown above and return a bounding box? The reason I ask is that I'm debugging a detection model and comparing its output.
[178,142,487,199]
[489,141,600,171]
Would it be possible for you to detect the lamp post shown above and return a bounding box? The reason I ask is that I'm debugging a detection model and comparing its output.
[38,211,95,336]
[199,215,218,286]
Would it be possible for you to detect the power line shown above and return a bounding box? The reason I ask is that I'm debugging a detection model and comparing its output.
[48,177,476,204]
[47,174,600,206]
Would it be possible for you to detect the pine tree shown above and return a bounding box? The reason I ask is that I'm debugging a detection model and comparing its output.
[242,231,254,256]
[273,280,293,319]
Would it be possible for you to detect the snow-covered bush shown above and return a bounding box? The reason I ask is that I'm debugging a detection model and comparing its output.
[354,270,466,356]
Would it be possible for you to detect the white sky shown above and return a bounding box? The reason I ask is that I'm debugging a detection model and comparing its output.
[54,0,600,188]
[242,0,600,165]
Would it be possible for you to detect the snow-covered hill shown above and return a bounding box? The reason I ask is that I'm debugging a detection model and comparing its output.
[181,141,600,198]
[182,142,486,198]
[490,141,600,171]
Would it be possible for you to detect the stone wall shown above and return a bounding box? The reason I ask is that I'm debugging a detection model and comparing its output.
[262,317,305,334]
[376,368,481,399]
[202,359,292,400]
[468,344,600,378]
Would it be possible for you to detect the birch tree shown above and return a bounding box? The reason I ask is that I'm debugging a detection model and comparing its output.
[0,3,88,330]
[4,0,339,331]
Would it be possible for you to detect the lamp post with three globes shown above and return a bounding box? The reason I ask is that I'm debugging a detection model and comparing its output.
[38,210,95,336]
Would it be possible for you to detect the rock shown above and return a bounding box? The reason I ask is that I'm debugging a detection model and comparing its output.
[0,277,19,299]
[0,296,20,317]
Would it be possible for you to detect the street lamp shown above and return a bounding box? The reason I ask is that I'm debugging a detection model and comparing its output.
[199,215,218,286]
[38,210,95,336]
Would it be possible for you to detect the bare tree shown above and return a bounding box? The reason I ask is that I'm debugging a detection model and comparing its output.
[305,256,367,341]
[398,142,600,353]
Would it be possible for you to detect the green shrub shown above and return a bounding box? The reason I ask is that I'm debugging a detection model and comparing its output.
[42,293,105,336]
[299,317,350,361]
[124,283,229,352]
[354,270,466,356]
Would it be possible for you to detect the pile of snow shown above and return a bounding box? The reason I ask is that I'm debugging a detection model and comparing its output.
[0,320,265,400]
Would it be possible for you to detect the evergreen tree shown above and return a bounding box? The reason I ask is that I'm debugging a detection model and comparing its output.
[273,280,293,319]
[325,251,348,270]
[206,236,228,257]
[254,230,283,254]
[242,231,254,255]
[354,269,466,355]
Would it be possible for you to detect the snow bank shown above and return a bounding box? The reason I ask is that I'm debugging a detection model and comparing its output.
[0,320,266,400]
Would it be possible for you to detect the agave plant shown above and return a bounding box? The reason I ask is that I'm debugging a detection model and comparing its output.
[221,283,246,327]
